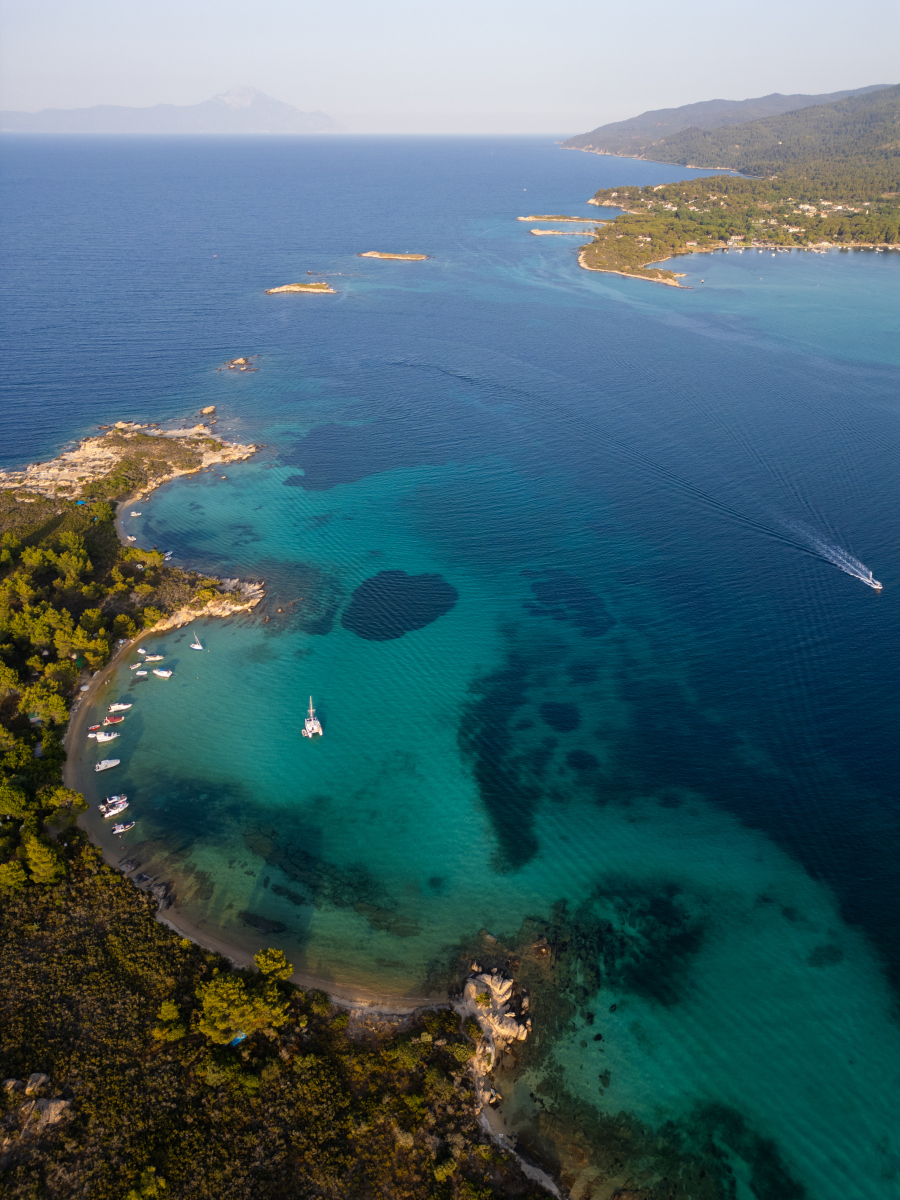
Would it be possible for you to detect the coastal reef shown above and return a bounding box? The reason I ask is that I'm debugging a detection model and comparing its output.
[265,281,336,294]
[358,251,428,260]
[341,570,458,641]
[219,357,259,372]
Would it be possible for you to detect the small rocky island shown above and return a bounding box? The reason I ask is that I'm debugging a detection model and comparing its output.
[266,281,336,294]
[358,251,428,260]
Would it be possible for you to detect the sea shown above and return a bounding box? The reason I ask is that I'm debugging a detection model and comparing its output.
[1,135,899,1200]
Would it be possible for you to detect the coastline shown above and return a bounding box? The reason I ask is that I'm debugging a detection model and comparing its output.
[577,247,688,287]
[58,441,449,1020]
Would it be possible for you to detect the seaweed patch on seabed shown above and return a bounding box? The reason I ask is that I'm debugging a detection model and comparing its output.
[425,905,803,1200]
[243,823,382,912]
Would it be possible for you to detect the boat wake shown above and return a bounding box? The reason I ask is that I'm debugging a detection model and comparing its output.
[785,522,883,590]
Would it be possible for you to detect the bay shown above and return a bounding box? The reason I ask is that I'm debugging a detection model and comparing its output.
[2,134,899,1198]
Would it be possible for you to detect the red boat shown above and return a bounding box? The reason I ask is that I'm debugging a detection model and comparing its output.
[103,715,125,725]
[88,724,102,732]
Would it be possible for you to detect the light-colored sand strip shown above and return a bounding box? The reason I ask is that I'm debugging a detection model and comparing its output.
[531,228,595,236]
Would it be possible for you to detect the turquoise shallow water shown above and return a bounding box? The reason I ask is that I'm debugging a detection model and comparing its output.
[3,136,900,1198]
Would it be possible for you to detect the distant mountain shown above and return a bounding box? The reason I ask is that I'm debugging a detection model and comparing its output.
[562,84,889,157]
[638,83,900,178]
[0,86,341,134]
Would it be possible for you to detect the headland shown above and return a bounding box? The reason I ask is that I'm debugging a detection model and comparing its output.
[265,281,336,293]
[358,251,428,260]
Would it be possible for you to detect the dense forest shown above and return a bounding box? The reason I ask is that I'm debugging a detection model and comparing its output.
[576,84,899,283]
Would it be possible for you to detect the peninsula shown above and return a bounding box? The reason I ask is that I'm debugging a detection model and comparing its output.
[568,82,900,284]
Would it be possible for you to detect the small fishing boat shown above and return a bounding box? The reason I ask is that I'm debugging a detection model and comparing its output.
[87,732,98,739]
[130,511,141,517]
[144,655,164,662]
[108,703,132,712]
[137,648,147,656]
[96,731,120,743]
[88,724,102,732]
[152,669,172,678]
[126,536,137,543]
[189,629,204,651]
[103,715,125,725]
[95,759,120,772]
[129,662,144,670]
[104,794,127,805]
[302,696,323,738]
[113,821,135,834]
[135,670,148,677]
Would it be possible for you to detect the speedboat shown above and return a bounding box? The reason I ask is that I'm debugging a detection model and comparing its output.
[152,669,172,678]
[96,731,119,743]
[87,732,98,739]
[302,696,323,738]
[144,655,164,662]
[103,715,124,725]
[88,724,102,732]
[112,821,135,834]
[105,794,127,805]
[129,663,144,670]
[95,759,120,772]
[130,511,141,517]
[109,703,132,713]
[126,536,137,543]
[135,670,148,677]
[137,648,147,656]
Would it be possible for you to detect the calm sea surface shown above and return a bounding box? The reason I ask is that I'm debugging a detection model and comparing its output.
[2,136,899,1199]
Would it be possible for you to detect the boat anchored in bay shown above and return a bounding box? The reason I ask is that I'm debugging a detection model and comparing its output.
[302,696,323,738]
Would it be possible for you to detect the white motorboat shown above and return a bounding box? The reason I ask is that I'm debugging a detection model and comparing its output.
[135,670,148,677]
[108,703,132,712]
[130,511,141,516]
[126,536,137,543]
[130,663,144,670]
[152,669,172,678]
[87,732,98,739]
[95,731,119,743]
[100,797,129,817]
[144,655,164,662]
[302,696,323,738]
[95,759,120,772]
[112,821,135,834]
[137,648,147,656]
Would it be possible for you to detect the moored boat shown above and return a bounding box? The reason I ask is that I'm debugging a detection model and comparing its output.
[135,670,148,677]
[100,797,129,817]
[112,821,135,834]
[152,668,172,678]
[108,703,132,712]
[190,628,204,651]
[88,724,102,732]
[130,663,144,670]
[96,730,120,743]
[302,696,323,738]
[103,715,124,725]
[95,759,120,772]
[130,511,141,516]
[144,655,164,662]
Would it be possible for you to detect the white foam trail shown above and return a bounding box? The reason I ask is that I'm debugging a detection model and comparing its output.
[785,521,882,590]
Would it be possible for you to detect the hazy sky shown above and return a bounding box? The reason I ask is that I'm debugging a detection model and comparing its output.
[1,0,897,134]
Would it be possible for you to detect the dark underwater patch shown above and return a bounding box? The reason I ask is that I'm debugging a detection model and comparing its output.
[567,749,599,772]
[459,650,541,872]
[807,943,843,967]
[238,910,287,935]
[540,701,580,732]
[525,570,615,638]
[283,420,450,490]
[340,570,457,640]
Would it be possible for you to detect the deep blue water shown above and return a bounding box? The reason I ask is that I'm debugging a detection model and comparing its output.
[2,136,900,1199]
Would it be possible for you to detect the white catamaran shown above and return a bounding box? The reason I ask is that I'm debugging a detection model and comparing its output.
[302,697,323,738]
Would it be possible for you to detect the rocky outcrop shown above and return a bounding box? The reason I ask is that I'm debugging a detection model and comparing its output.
[460,968,531,1113]
[1,1076,71,1158]
[148,578,264,633]
[357,252,428,261]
